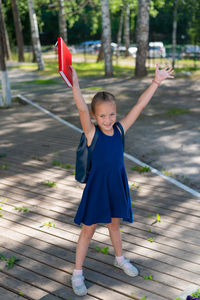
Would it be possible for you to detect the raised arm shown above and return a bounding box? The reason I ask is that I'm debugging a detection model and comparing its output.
[71,67,95,141]
[120,65,174,133]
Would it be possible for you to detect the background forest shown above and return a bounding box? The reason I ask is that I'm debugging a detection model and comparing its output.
[2,0,200,47]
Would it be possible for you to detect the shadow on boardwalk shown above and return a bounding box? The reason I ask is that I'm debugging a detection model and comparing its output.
[0,100,200,300]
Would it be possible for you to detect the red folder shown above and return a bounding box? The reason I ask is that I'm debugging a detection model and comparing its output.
[57,37,73,87]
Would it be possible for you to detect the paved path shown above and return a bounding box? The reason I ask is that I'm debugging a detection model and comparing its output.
[0,101,200,300]
[7,66,200,191]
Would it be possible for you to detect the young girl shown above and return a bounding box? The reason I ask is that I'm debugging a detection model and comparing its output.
[71,65,174,296]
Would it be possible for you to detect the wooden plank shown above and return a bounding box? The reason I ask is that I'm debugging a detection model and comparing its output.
[0,244,164,300]
[0,232,183,300]
[0,286,28,300]
[2,201,200,266]
[1,186,200,251]
[0,226,191,294]
[0,272,58,300]
[1,183,199,243]
[0,213,200,285]
[1,160,196,204]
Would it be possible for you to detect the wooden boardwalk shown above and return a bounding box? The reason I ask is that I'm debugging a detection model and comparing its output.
[0,102,200,300]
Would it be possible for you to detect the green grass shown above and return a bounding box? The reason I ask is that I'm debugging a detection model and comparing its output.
[144,275,153,280]
[0,253,20,269]
[94,246,109,254]
[167,107,190,117]
[40,220,55,228]
[23,79,57,85]
[0,163,9,170]
[14,205,29,212]
[52,160,74,169]
[42,180,57,187]
[131,165,150,174]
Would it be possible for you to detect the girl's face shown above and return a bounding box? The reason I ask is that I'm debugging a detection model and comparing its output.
[94,101,116,134]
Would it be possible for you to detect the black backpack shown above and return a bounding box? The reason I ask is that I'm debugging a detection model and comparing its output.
[75,122,124,183]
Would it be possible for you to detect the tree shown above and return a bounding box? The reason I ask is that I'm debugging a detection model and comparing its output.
[101,0,113,76]
[0,0,11,107]
[58,0,67,44]
[124,0,130,57]
[135,0,150,77]
[172,0,178,68]
[28,0,44,70]
[11,0,24,62]
[116,4,124,63]
[1,0,12,60]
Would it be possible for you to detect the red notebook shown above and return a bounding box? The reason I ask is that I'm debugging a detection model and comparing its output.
[57,37,73,87]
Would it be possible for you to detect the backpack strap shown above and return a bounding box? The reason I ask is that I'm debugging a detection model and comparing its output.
[115,122,125,149]
[89,125,99,152]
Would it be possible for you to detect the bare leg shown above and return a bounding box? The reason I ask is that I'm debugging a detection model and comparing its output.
[107,218,122,256]
[75,224,97,270]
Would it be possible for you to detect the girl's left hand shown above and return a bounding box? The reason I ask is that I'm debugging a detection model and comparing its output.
[155,64,174,84]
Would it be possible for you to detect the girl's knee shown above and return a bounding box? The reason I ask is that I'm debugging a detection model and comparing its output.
[107,218,120,231]
[82,224,96,239]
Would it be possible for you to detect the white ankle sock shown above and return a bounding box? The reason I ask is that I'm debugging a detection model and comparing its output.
[73,269,83,276]
[116,255,125,264]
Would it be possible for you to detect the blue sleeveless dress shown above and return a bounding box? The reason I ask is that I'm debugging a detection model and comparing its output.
[74,123,133,226]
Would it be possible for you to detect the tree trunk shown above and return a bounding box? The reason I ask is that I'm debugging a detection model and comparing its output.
[116,5,124,64]
[58,0,67,44]
[101,0,113,77]
[28,0,44,70]
[172,0,178,68]
[0,0,11,107]
[124,1,130,57]
[11,0,24,62]
[96,37,104,62]
[0,0,11,60]
[135,0,150,77]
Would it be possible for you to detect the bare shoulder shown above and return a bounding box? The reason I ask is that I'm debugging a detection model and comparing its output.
[85,123,96,147]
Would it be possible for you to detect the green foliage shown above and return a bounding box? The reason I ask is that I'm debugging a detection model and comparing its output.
[147,238,154,243]
[42,180,56,187]
[40,220,55,228]
[167,107,190,117]
[0,197,8,204]
[0,153,7,158]
[0,253,6,261]
[23,79,57,85]
[140,297,146,300]
[156,213,161,222]
[0,253,20,269]
[131,165,150,174]
[18,290,24,296]
[0,163,9,170]
[6,256,20,269]
[191,289,200,298]
[94,246,109,254]
[14,206,29,213]
[144,275,153,280]
[52,160,74,169]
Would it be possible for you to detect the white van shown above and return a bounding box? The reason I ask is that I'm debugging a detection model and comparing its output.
[148,42,166,58]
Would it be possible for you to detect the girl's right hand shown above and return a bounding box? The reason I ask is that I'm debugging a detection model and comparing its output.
[70,66,79,87]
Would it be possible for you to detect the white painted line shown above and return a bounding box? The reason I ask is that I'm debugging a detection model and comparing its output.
[124,153,200,199]
[15,94,200,200]
[16,94,82,133]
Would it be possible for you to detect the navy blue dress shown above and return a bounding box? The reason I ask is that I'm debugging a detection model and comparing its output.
[74,123,133,226]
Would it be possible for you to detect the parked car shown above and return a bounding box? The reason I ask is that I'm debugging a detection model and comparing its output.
[128,45,137,57]
[181,45,200,59]
[148,42,166,58]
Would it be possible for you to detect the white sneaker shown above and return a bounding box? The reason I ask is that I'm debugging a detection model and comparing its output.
[71,274,87,296]
[114,258,139,277]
